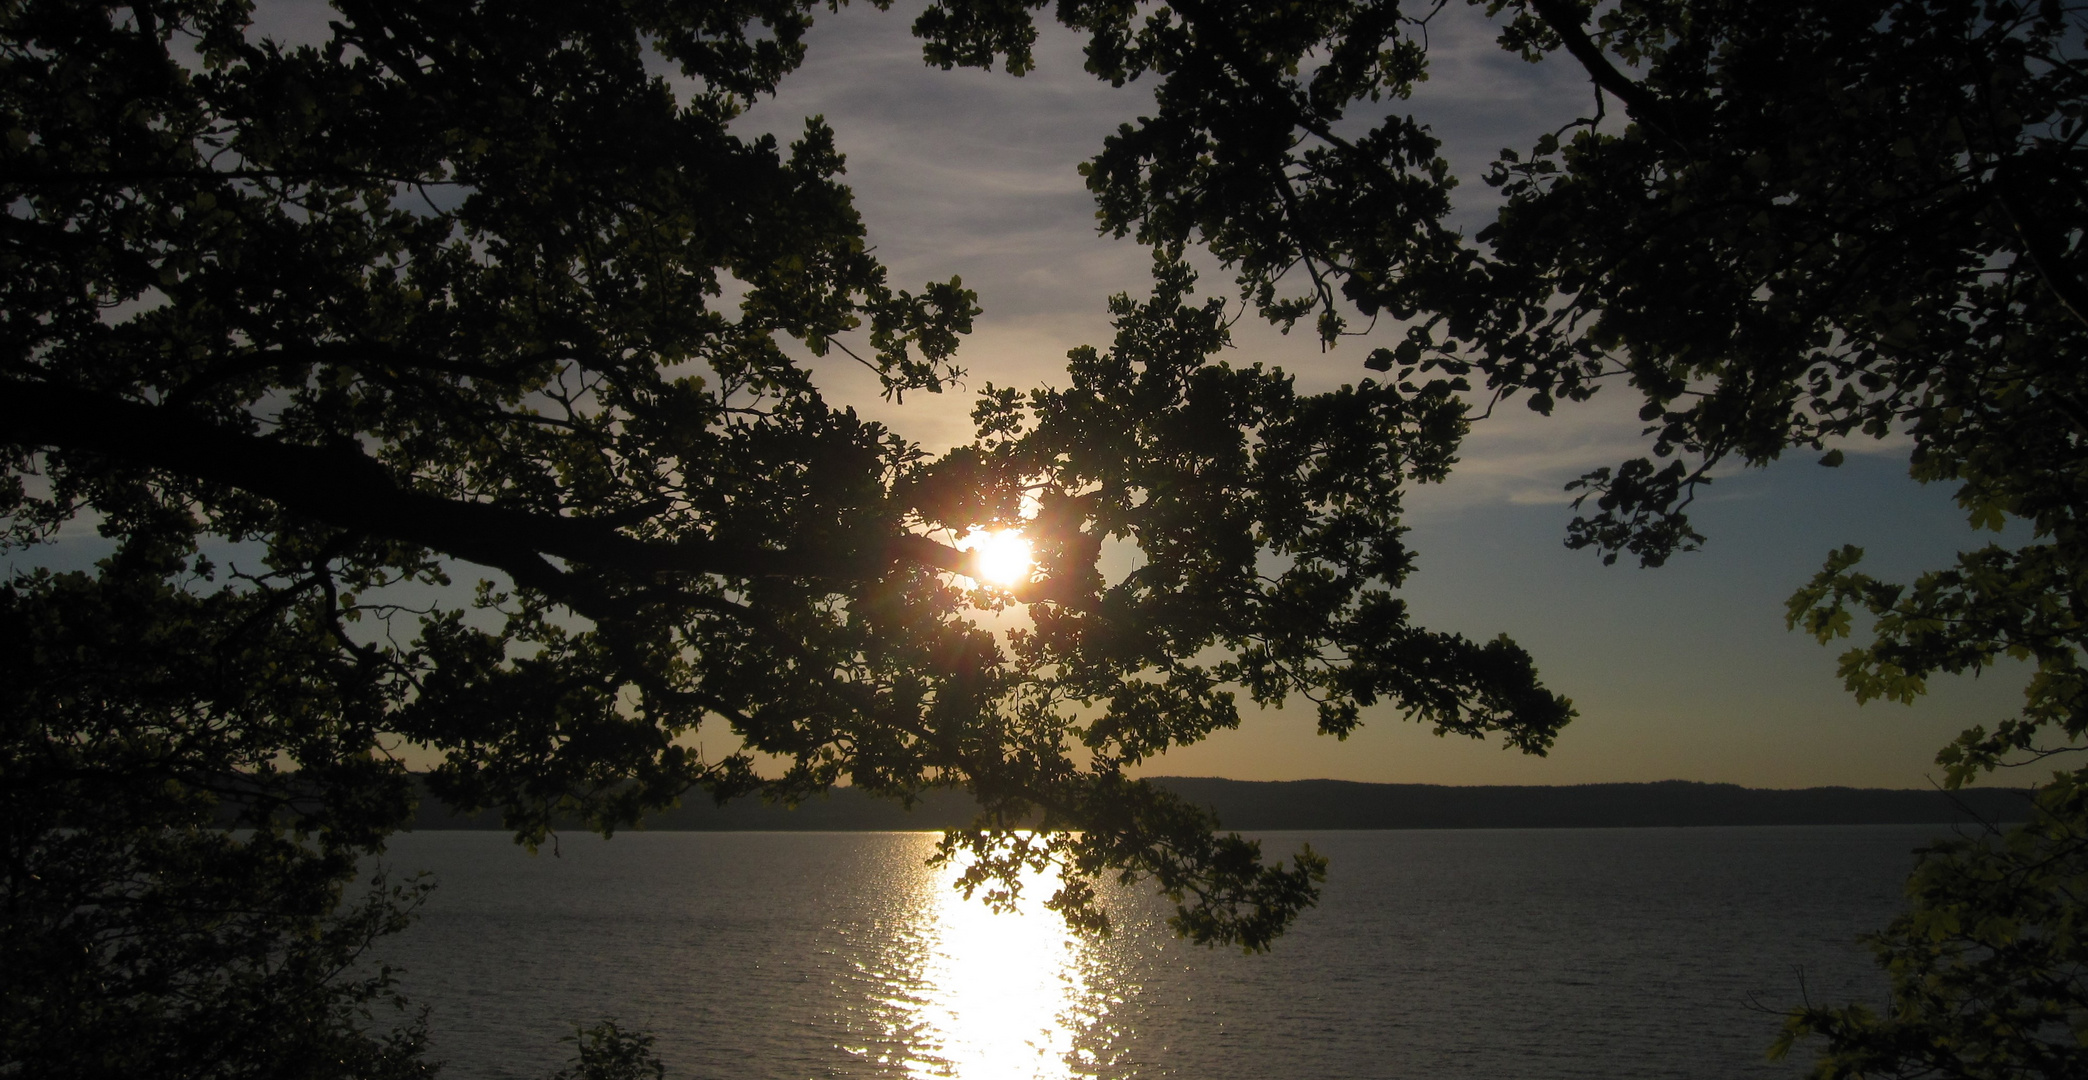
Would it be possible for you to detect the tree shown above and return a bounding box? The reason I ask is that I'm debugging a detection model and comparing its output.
[0,1,1576,1073]
[1770,774,2088,1079]
[898,0,2088,1073]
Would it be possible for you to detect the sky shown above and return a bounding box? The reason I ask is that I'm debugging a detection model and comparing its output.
[27,1,2033,793]
[722,2,2035,791]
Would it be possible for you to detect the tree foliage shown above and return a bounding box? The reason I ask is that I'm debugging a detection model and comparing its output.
[546,1021,668,1080]
[906,0,2087,1073]
[18,0,2083,1073]
[0,1,1576,1073]
[0,558,436,1078]
[1773,776,2088,1079]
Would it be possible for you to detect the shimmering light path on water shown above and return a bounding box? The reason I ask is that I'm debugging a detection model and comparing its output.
[888,858,1097,1079]
[379,827,1931,1079]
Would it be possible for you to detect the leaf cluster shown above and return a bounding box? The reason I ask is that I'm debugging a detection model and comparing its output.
[1774,777,2088,1079]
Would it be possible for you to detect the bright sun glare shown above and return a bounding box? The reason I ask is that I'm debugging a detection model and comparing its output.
[957,527,1034,588]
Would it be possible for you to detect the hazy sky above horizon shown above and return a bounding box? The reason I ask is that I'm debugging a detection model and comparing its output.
[23,1,2035,792]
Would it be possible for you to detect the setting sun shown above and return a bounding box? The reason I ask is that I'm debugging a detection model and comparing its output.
[956,528,1034,589]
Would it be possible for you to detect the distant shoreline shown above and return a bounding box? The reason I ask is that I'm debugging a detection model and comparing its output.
[407,776,2034,833]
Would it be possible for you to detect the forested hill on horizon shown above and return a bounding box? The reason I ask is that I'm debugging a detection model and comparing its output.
[405,777,2033,833]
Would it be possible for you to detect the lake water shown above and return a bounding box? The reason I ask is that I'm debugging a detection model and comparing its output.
[376,826,1948,1079]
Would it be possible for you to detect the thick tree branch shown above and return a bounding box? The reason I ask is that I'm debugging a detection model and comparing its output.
[0,167,456,188]
[1524,0,1681,148]
[1993,165,2088,332]
[0,380,974,595]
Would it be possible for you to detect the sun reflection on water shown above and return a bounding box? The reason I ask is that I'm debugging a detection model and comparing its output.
[852,844,1125,1079]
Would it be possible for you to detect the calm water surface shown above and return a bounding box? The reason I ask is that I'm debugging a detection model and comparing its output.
[377,826,1946,1079]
